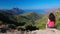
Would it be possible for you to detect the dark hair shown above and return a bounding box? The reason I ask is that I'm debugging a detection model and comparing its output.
[49,13,55,21]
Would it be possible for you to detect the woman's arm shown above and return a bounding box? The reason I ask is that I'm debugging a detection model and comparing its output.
[47,19,50,24]
[46,19,50,29]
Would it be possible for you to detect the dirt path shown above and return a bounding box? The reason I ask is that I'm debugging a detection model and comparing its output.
[31,29,60,34]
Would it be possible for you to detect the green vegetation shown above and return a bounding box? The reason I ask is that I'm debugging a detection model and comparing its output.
[34,9,60,30]
[0,8,60,33]
[0,8,43,32]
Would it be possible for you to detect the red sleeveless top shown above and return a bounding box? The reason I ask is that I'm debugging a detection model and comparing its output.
[48,19,55,27]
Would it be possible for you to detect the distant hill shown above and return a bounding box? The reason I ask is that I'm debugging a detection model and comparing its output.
[16,12,43,24]
[1,8,25,15]
[0,8,43,24]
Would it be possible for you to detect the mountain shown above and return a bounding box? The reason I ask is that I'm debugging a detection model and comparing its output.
[0,8,45,31]
[11,8,25,15]
[1,8,25,15]
[16,12,43,24]
[0,8,43,24]
[1,8,47,15]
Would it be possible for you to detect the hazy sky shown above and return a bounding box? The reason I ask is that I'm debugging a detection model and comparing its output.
[0,0,60,10]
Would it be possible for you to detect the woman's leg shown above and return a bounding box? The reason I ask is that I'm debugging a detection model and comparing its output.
[46,24,48,29]
[46,24,50,29]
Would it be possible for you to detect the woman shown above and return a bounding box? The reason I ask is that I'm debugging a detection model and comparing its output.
[46,13,56,29]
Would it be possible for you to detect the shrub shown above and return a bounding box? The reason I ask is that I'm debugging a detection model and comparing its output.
[26,25,39,31]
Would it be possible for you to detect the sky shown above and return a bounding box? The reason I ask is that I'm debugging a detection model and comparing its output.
[0,0,60,10]
[0,0,60,14]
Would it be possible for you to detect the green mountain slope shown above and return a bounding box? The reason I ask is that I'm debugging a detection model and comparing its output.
[16,12,43,25]
[0,10,44,31]
[35,9,60,29]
